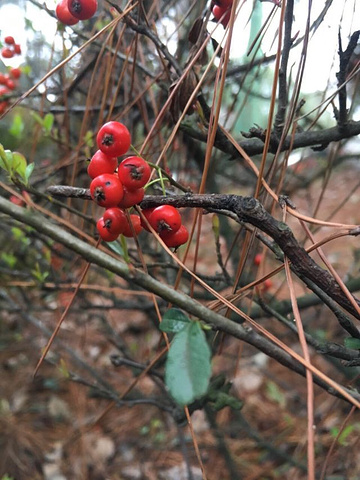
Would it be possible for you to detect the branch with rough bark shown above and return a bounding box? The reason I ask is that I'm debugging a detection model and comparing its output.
[45,186,360,320]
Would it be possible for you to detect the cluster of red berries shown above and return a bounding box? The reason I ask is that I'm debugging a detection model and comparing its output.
[89,121,189,249]
[211,0,233,28]
[1,36,21,59]
[0,68,21,114]
[56,0,98,26]
[0,37,22,114]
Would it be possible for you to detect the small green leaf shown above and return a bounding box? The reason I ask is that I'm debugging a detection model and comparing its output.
[106,239,124,256]
[1,252,17,268]
[0,150,13,173]
[266,381,286,407]
[160,308,190,333]
[9,114,24,139]
[24,163,35,184]
[165,321,212,406]
[83,130,94,148]
[43,113,54,134]
[31,112,44,127]
[344,337,360,350]
[12,152,27,179]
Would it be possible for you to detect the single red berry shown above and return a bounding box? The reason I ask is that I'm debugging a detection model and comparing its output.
[96,216,120,242]
[263,279,273,291]
[212,5,231,27]
[13,44,21,55]
[9,195,24,206]
[67,0,98,20]
[122,214,143,237]
[87,149,117,179]
[1,47,14,59]
[90,173,124,208]
[161,225,189,248]
[0,73,6,85]
[254,254,263,266]
[4,36,15,45]
[140,208,155,231]
[0,101,9,114]
[149,205,182,234]
[117,186,145,209]
[103,207,127,235]
[56,0,80,25]
[0,86,10,97]
[9,67,21,79]
[5,78,15,90]
[96,121,131,157]
[117,156,151,191]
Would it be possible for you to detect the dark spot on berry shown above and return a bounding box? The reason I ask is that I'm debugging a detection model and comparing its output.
[94,186,106,202]
[102,133,114,146]
[71,0,82,12]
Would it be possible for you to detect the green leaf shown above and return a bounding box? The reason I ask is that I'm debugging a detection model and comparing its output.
[0,150,13,173]
[83,130,94,148]
[160,308,190,333]
[43,113,54,134]
[106,239,124,256]
[266,381,286,407]
[165,321,211,406]
[344,337,360,350]
[12,152,27,179]
[24,163,35,184]
[31,112,44,127]
[9,114,24,139]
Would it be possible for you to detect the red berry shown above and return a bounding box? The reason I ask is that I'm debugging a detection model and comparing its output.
[140,208,155,231]
[9,67,21,79]
[96,121,131,157]
[103,207,127,235]
[161,225,189,248]
[1,47,14,59]
[212,5,231,27]
[13,44,21,55]
[0,86,10,97]
[117,156,151,191]
[122,214,143,237]
[117,186,145,209]
[56,0,80,25]
[263,279,273,291]
[9,195,24,206]
[148,205,182,234]
[0,101,9,114]
[87,149,117,179]
[254,254,263,266]
[90,173,124,208]
[4,36,15,45]
[67,0,98,20]
[96,216,120,242]
[5,78,15,90]
[0,74,6,85]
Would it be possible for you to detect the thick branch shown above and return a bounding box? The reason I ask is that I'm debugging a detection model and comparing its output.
[180,120,360,158]
[45,187,360,320]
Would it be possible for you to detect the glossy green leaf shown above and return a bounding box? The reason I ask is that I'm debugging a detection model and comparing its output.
[160,308,190,333]
[165,321,211,406]
[12,152,27,179]
[24,163,35,184]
